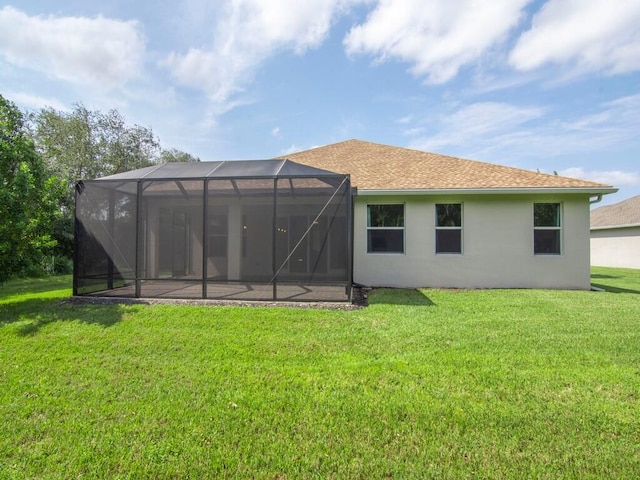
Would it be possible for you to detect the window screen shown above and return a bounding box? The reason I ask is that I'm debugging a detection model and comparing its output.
[436,204,462,254]
[534,203,561,255]
[367,204,404,253]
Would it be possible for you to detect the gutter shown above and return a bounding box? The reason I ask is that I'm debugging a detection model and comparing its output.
[356,187,619,196]
[589,194,603,205]
[591,223,640,231]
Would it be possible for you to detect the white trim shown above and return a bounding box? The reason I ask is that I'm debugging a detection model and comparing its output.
[358,187,618,196]
[533,202,563,256]
[366,203,406,254]
[435,203,463,255]
[591,223,640,230]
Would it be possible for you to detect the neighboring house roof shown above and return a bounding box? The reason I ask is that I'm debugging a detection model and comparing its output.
[591,195,640,229]
[280,139,615,193]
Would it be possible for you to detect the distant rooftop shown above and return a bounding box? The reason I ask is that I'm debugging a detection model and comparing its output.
[591,195,640,228]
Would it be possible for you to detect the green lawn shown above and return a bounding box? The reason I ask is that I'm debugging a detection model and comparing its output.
[591,265,640,294]
[1,270,639,479]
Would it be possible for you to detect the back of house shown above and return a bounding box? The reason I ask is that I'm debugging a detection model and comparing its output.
[284,140,616,290]
[590,195,640,269]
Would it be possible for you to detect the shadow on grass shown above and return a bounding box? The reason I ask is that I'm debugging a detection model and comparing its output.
[591,283,640,295]
[0,297,123,335]
[591,274,620,280]
[368,288,436,306]
[0,275,72,299]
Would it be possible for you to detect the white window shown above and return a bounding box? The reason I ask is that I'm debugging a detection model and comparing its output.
[367,204,404,253]
[435,204,462,254]
[534,203,561,255]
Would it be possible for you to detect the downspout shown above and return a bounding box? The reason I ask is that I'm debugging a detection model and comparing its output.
[589,194,603,205]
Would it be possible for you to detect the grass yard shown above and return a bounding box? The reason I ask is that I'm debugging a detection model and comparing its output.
[1,270,639,479]
[591,265,640,294]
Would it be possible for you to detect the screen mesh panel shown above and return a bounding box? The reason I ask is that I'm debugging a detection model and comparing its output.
[74,181,137,295]
[139,180,205,283]
[74,160,351,301]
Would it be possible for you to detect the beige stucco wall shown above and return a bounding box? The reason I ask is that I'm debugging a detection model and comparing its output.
[590,227,640,269]
[353,194,592,289]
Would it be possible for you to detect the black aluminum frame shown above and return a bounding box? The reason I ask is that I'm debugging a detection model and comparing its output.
[73,160,353,302]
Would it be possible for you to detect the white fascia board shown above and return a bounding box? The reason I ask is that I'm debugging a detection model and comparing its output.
[591,223,640,231]
[356,187,619,196]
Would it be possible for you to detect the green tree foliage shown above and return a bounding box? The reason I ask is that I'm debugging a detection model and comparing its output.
[32,105,161,207]
[30,103,199,264]
[0,94,64,283]
[32,105,198,204]
[159,147,200,163]
[0,94,201,281]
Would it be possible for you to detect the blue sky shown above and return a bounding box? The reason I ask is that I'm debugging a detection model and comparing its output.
[1,0,639,205]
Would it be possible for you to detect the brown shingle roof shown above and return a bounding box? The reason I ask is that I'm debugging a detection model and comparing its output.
[279,139,614,191]
[591,195,640,228]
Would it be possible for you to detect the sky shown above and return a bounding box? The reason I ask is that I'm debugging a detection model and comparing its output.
[1,0,639,206]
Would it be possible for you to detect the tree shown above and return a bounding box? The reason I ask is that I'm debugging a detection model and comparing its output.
[30,104,199,264]
[95,109,162,174]
[32,104,200,196]
[32,105,161,207]
[0,94,63,283]
[159,148,201,163]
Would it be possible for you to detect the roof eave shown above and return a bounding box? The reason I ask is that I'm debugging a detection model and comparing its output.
[591,223,640,230]
[357,186,618,196]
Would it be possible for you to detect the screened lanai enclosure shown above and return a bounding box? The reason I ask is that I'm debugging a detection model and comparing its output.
[74,160,353,302]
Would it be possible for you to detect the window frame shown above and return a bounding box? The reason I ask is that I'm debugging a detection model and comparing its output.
[366,203,405,254]
[435,203,463,255]
[533,202,562,255]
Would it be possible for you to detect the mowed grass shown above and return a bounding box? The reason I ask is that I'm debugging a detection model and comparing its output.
[1,271,639,479]
[591,265,640,294]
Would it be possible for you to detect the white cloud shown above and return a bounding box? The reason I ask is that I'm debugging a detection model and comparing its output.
[411,101,544,151]
[344,0,531,83]
[281,144,302,156]
[280,143,325,156]
[407,93,640,164]
[163,0,357,105]
[6,91,68,112]
[271,126,281,137]
[557,93,640,144]
[396,115,413,124]
[510,0,640,75]
[0,6,145,89]
[558,168,640,187]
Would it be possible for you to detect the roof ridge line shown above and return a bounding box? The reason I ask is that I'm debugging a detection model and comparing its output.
[274,158,287,177]
[139,163,166,179]
[205,161,225,177]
